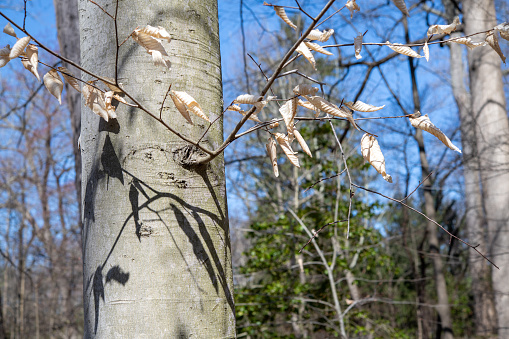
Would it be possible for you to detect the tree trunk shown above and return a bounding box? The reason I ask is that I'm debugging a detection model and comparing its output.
[53,0,82,218]
[463,0,509,336]
[78,0,235,337]
[442,0,497,332]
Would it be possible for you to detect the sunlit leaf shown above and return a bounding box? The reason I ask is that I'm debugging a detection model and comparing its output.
[274,6,297,30]
[170,92,193,124]
[296,42,316,70]
[275,133,300,167]
[265,137,279,177]
[293,84,318,96]
[83,82,109,121]
[132,27,171,68]
[423,40,429,62]
[43,69,63,105]
[485,31,506,63]
[233,94,263,105]
[305,95,359,130]
[138,25,171,42]
[361,134,392,183]
[345,0,360,18]
[494,22,509,41]
[392,0,410,16]
[427,17,460,37]
[172,90,210,123]
[279,98,297,136]
[343,100,384,112]
[104,91,118,120]
[294,129,312,157]
[3,23,16,38]
[450,37,486,50]
[9,36,30,59]
[306,29,334,42]
[304,41,333,56]
[58,66,81,93]
[409,112,461,153]
[386,41,423,58]
[354,33,363,60]
[0,45,11,68]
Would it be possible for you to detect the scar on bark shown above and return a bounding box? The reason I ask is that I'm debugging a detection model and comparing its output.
[173,145,208,169]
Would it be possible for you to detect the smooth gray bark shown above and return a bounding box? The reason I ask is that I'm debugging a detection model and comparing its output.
[78,1,235,337]
[463,0,509,336]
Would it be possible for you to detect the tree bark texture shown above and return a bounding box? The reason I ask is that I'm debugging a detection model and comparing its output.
[78,1,235,337]
[53,0,82,218]
[463,0,509,336]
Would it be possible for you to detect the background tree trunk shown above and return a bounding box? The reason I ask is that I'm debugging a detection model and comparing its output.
[78,0,235,337]
[53,0,82,218]
[463,0,509,336]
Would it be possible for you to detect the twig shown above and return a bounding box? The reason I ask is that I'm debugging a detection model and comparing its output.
[159,84,172,120]
[399,171,433,202]
[299,219,347,253]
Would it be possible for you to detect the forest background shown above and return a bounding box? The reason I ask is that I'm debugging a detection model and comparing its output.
[0,0,508,338]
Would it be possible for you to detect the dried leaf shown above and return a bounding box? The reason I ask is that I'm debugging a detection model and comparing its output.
[409,112,461,153]
[265,137,279,177]
[0,45,11,68]
[9,36,30,59]
[343,100,385,112]
[305,96,359,130]
[170,93,193,124]
[21,44,40,82]
[293,84,318,96]
[420,41,431,63]
[345,0,360,18]
[138,25,171,42]
[104,91,118,120]
[275,133,300,167]
[304,41,333,56]
[361,134,392,183]
[386,41,423,58]
[354,33,363,60]
[267,121,279,129]
[296,42,316,70]
[172,90,210,123]
[274,6,297,30]
[83,83,109,121]
[279,98,298,136]
[100,77,123,93]
[494,22,509,41]
[132,27,171,68]
[3,23,16,38]
[392,0,410,16]
[450,37,486,50]
[57,66,81,93]
[485,31,506,63]
[233,94,263,105]
[306,29,334,42]
[297,98,318,112]
[253,99,267,114]
[227,104,242,112]
[112,94,129,105]
[427,17,460,37]
[294,129,312,157]
[43,69,63,105]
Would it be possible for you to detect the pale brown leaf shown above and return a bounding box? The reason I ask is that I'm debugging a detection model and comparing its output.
[296,42,316,70]
[172,90,210,122]
[293,84,318,96]
[9,36,30,59]
[345,0,360,18]
[3,23,16,38]
[265,137,279,177]
[306,29,334,42]
[494,22,509,41]
[274,6,297,30]
[82,83,109,121]
[138,25,171,42]
[275,133,300,167]
[170,93,193,124]
[423,40,429,62]
[485,31,506,63]
[0,45,10,68]
[304,41,333,56]
[104,91,118,120]
[427,17,460,37]
[450,37,486,50]
[233,94,263,105]
[25,44,39,81]
[57,66,81,93]
[354,33,363,60]
[386,41,423,58]
[305,96,359,130]
[361,134,392,183]
[100,77,123,93]
[132,27,171,68]
[409,112,462,153]
[294,129,312,157]
[43,69,63,105]
[279,98,297,136]
[343,100,385,112]
[297,98,319,113]
[392,0,410,16]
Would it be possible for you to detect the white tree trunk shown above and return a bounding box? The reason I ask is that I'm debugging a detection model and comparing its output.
[78,1,235,337]
[463,0,509,336]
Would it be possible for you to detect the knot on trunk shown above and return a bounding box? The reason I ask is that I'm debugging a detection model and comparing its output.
[173,145,208,168]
